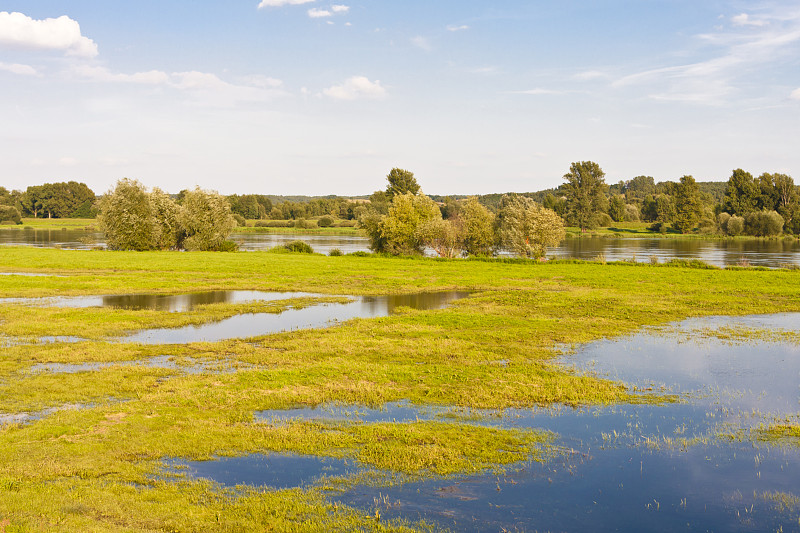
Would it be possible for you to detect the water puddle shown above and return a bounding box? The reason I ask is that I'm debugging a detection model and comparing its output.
[121,292,470,344]
[0,403,88,428]
[0,272,57,277]
[0,290,315,311]
[168,313,800,532]
[165,453,366,489]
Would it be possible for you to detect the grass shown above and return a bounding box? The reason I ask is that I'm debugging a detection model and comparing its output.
[2,247,800,530]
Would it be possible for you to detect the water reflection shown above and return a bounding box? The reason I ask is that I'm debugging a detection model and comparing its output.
[170,314,800,532]
[123,292,470,344]
[3,227,800,267]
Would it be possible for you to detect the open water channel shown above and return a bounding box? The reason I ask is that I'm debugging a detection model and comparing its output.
[2,227,800,268]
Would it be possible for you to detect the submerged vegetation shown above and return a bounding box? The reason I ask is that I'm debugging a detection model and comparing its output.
[1,247,800,530]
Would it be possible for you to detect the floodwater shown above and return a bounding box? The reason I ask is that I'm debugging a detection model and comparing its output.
[171,314,800,532]
[0,290,470,344]
[2,227,800,267]
[122,291,470,344]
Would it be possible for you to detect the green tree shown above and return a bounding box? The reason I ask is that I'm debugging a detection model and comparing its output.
[672,175,702,233]
[0,205,22,224]
[417,217,465,258]
[722,169,759,216]
[562,161,609,231]
[385,168,420,200]
[98,179,161,251]
[608,196,626,223]
[499,195,565,259]
[177,187,237,251]
[461,197,496,256]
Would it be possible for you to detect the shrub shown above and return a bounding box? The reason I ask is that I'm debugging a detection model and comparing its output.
[717,212,731,234]
[294,218,313,229]
[283,240,314,253]
[623,204,640,222]
[498,195,565,259]
[178,188,237,251]
[727,215,744,236]
[317,215,334,228]
[328,248,343,256]
[0,205,22,225]
[595,212,613,227]
[744,210,784,237]
[232,213,246,227]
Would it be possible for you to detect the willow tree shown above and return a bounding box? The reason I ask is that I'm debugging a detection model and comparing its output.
[499,195,565,259]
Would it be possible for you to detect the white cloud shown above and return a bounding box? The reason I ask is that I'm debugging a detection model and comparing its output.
[74,64,169,85]
[573,70,609,81]
[58,157,79,167]
[447,25,470,32]
[612,5,800,105]
[732,13,767,27]
[331,5,350,13]
[0,11,98,58]
[323,76,386,100]
[411,36,432,51]
[258,0,315,8]
[791,88,800,100]
[308,8,332,18]
[0,61,37,76]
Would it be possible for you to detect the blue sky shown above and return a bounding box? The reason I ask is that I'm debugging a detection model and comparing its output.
[1,1,799,196]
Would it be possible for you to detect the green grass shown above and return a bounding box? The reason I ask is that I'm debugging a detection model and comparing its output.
[2,247,800,530]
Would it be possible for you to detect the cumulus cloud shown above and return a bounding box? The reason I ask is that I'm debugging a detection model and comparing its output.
[308,8,332,18]
[323,76,386,100]
[0,61,37,76]
[447,25,470,32]
[791,88,800,100]
[0,11,98,57]
[258,0,315,7]
[74,64,169,85]
[331,5,349,13]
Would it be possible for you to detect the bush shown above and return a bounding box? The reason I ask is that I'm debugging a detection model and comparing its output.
[294,218,313,229]
[0,205,22,225]
[255,220,292,228]
[595,212,613,227]
[717,212,731,234]
[623,204,640,222]
[648,221,669,234]
[336,220,357,228]
[727,215,744,236]
[283,240,314,253]
[499,195,565,259]
[328,248,343,256]
[232,214,246,227]
[744,210,784,237]
[317,215,334,228]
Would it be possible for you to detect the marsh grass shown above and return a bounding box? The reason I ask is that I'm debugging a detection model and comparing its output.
[3,248,800,530]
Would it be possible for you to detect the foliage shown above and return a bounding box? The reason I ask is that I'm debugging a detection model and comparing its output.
[563,161,609,231]
[608,195,626,222]
[727,215,745,236]
[284,240,315,253]
[417,217,465,258]
[177,187,237,251]
[744,210,784,237]
[0,205,22,224]
[97,179,162,251]
[671,175,702,233]
[317,215,334,228]
[19,181,96,219]
[149,187,182,249]
[499,195,565,259]
[385,168,421,200]
[379,193,442,255]
[461,197,497,256]
[722,168,759,216]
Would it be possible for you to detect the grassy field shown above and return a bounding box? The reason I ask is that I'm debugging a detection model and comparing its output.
[1,248,800,531]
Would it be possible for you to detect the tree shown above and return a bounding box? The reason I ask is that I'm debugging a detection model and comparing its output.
[672,175,702,233]
[624,176,656,203]
[461,197,496,256]
[499,195,565,259]
[379,193,442,255]
[19,181,95,218]
[98,179,161,251]
[0,205,22,224]
[385,168,420,200]
[608,196,626,223]
[722,169,759,216]
[177,187,237,251]
[563,161,609,231]
[417,217,465,258]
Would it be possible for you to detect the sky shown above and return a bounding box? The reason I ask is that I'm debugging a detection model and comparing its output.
[1,1,799,196]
